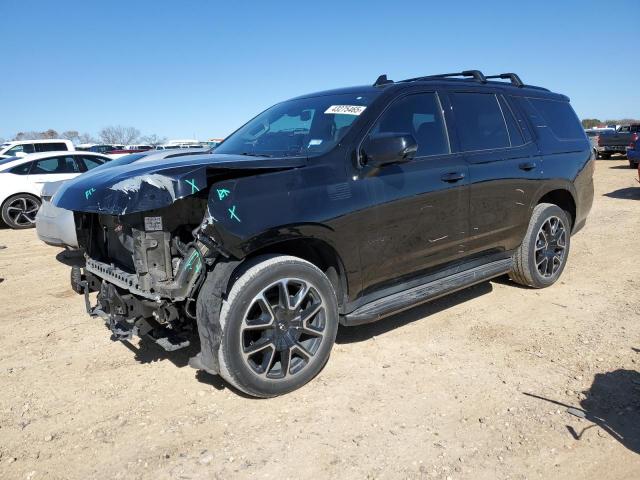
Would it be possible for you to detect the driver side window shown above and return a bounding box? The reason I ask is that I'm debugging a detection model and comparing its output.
[370,93,450,157]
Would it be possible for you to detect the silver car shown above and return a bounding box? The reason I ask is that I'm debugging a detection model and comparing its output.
[35,148,210,248]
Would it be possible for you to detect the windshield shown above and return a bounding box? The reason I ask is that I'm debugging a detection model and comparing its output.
[215,92,377,157]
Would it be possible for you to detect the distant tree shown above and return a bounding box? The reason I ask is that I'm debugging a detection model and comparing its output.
[139,134,167,146]
[78,132,97,144]
[604,118,640,126]
[14,131,43,140]
[581,119,602,129]
[99,125,140,145]
[61,130,80,143]
[41,129,59,139]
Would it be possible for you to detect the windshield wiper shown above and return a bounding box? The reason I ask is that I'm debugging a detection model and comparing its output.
[238,152,273,158]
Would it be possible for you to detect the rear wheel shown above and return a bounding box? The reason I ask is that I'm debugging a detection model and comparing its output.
[629,161,638,169]
[509,203,571,288]
[216,255,339,398]
[1,194,41,229]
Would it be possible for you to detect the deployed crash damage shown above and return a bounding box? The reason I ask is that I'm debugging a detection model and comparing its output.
[55,153,306,357]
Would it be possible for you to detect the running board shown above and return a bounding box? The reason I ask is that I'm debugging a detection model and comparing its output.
[342,258,512,326]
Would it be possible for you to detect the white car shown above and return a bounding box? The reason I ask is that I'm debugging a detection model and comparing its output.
[0,139,74,159]
[35,148,211,247]
[0,151,111,229]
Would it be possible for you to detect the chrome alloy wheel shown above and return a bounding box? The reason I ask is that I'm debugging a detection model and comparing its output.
[6,196,39,226]
[240,278,328,379]
[535,216,567,278]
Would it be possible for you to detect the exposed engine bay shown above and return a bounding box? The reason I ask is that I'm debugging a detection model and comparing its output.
[75,197,221,351]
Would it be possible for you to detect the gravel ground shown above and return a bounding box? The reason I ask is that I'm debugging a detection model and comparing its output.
[0,158,639,480]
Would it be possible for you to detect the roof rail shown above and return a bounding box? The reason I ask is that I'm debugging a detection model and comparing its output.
[400,69,488,84]
[485,72,524,88]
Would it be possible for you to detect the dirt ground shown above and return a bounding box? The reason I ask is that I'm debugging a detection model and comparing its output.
[0,158,639,480]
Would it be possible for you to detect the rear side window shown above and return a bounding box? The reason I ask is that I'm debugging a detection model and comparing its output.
[35,142,69,152]
[10,162,32,175]
[370,92,450,157]
[78,155,106,171]
[450,93,510,151]
[31,156,80,174]
[525,98,584,140]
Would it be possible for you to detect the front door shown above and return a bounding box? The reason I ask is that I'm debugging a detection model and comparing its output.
[356,91,469,297]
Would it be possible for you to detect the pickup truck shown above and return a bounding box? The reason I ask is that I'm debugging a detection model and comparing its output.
[596,124,640,159]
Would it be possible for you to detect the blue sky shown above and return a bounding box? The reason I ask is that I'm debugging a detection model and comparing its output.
[0,0,638,141]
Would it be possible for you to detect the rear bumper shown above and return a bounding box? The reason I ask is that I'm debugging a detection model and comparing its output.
[35,201,78,248]
[596,145,627,153]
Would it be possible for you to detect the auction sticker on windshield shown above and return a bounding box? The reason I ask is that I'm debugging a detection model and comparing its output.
[324,105,366,115]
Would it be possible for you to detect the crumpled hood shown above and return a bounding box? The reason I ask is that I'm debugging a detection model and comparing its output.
[53,153,306,215]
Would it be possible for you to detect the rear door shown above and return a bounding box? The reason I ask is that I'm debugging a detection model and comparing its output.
[357,90,469,294]
[27,155,82,194]
[445,90,539,257]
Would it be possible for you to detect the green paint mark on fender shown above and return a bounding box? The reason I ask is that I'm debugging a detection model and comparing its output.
[85,188,96,200]
[217,188,230,200]
[185,179,199,194]
[228,205,241,222]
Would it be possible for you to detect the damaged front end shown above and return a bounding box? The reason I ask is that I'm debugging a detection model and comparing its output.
[76,201,221,351]
[53,153,305,356]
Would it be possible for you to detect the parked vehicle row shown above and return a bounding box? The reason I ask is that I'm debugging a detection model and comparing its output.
[0,151,111,228]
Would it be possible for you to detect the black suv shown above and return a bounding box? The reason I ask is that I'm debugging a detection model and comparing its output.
[55,70,594,397]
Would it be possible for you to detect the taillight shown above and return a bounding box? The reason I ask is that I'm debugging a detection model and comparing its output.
[631,133,639,148]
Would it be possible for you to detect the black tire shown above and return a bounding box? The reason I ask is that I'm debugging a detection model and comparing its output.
[629,162,638,169]
[509,203,571,289]
[216,255,339,398]
[1,193,41,229]
[600,153,611,159]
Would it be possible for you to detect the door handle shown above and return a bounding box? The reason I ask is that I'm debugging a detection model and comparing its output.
[519,161,536,171]
[440,171,465,183]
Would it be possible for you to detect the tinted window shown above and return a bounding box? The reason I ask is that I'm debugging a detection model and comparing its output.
[79,155,106,171]
[31,156,80,174]
[450,93,509,151]
[5,143,35,155]
[526,98,584,140]
[9,162,32,175]
[35,142,68,153]
[370,92,450,157]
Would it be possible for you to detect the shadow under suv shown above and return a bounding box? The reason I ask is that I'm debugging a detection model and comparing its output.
[54,69,594,397]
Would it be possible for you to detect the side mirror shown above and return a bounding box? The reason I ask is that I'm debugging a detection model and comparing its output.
[14,151,26,158]
[360,132,417,168]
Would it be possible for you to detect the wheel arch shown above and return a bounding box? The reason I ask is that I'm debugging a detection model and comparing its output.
[533,187,576,230]
[239,237,349,312]
[1,191,42,207]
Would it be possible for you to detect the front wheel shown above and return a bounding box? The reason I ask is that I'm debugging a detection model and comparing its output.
[216,255,339,398]
[509,203,571,288]
[1,194,41,229]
